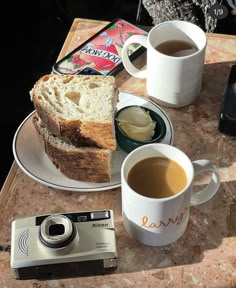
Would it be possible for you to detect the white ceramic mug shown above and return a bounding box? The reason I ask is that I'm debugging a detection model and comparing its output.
[122,20,207,107]
[121,143,220,246]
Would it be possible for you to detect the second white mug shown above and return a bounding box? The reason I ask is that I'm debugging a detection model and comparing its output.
[121,143,220,246]
[122,20,207,108]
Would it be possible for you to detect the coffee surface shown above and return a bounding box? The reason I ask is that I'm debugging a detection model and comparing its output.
[127,157,187,198]
[155,40,198,57]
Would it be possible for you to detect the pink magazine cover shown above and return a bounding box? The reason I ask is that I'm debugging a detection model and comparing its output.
[55,19,147,75]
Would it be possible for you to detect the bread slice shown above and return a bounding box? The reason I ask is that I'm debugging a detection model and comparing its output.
[30,74,118,150]
[32,113,112,183]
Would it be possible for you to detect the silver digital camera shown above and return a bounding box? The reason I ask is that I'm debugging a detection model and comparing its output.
[10,210,117,280]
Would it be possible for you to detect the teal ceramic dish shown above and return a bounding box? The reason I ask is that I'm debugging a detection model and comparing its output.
[115,105,166,153]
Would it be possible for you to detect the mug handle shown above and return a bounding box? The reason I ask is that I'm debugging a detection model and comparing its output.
[122,34,148,79]
[190,160,220,206]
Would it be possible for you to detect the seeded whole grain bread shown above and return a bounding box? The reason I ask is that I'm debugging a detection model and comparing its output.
[30,74,118,150]
[32,114,112,183]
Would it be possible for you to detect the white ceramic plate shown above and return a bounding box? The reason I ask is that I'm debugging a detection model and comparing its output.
[13,92,174,192]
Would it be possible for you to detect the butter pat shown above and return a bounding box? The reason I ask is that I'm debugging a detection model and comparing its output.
[117,106,156,141]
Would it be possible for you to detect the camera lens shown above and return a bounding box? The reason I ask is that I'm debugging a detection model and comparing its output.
[49,224,65,236]
[39,215,76,248]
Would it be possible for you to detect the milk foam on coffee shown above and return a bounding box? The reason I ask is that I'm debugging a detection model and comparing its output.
[155,40,199,57]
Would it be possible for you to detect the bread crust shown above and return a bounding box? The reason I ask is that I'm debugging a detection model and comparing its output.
[30,74,117,150]
[32,114,111,183]
[46,142,111,183]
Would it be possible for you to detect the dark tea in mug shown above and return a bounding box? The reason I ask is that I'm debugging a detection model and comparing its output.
[155,40,199,57]
[127,157,188,198]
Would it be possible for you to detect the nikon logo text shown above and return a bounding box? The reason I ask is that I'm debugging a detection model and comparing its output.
[92,223,108,228]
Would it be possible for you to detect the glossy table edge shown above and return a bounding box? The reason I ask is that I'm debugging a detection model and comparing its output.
[57,18,109,61]
[0,161,18,204]
[1,18,236,200]
[206,32,236,39]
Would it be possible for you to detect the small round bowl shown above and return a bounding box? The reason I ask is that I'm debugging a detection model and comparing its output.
[115,105,166,153]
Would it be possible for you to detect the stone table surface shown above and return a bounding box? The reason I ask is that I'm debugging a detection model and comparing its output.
[0,18,236,288]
